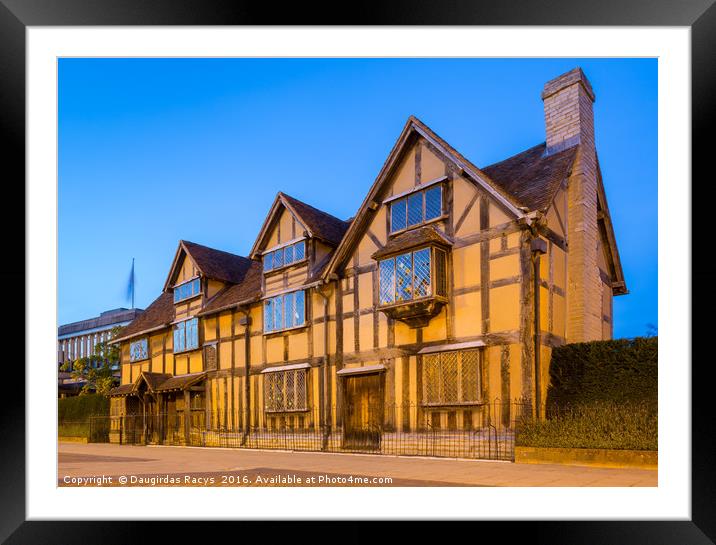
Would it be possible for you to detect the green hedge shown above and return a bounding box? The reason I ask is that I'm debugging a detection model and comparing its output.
[516,337,658,451]
[546,336,657,406]
[58,394,109,423]
[515,400,657,450]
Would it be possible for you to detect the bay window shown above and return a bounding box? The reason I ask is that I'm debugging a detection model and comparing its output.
[379,247,447,305]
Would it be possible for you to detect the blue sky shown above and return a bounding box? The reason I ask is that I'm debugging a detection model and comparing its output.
[58,58,657,338]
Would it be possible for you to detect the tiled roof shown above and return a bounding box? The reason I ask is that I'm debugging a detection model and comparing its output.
[281,193,351,247]
[108,383,135,396]
[372,226,453,260]
[198,261,263,316]
[155,372,206,392]
[481,143,579,212]
[137,372,172,391]
[181,240,254,285]
[113,292,175,342]
[108,372,207,396]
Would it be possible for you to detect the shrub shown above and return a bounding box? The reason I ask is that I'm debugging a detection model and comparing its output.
[546,336,657,406]
[58,394,109,423]
[516,400,657,451]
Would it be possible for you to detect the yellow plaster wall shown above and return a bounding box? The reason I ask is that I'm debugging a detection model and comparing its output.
[422,308,447,342]
[553,293,566,338]
[279,207,296,243]
[203,317,217,342]
[357,272,373,308]
[490,254,520,281]
[219,341,232,370]
[343,317,355,355]
[289,331,309,361]
[356,237,378,268]
[489,284,521,332]
[175,254,198,285]
[421,145,445,182]
[453,292,481,338]
[265,336,283,363]
[389,147,416,196]
[359,314,374,350]
[453,177,480,236]
[219,312,232,339]
[312,322,325,358]
[394,320,417,346]
[489,202,511,227]
[286,265,309,288]
[453,245,480,289]
[121,363,131,384]
[207,279,225,299]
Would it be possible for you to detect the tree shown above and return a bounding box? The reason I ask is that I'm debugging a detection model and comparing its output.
[60,326,122,396]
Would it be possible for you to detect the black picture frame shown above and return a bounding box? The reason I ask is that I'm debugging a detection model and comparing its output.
[2,1,712,543]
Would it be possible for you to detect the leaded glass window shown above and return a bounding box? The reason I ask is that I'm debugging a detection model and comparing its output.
[264,290,306,333]
[174,277,201,303]
[423,349,482,406]
[407,193,423,226]
[413,248,431,298]
[284,292,295,328]
[425,186,442,220]
[273,247,284,268]
[389,183,444,233]
[396,253,413,301]
[129,338,148,362]
[264,298,274,332]
[264,369,308,412]
[173,318,199,354]
[295,290,305,326]
[379,259,396,304]
[263,240,307,272]
[391,198,407,232]
[378,247,447,305]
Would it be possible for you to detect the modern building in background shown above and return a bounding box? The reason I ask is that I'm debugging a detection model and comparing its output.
[58,307,143,396]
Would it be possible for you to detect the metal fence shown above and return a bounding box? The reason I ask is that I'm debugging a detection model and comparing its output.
[88,400,534,461]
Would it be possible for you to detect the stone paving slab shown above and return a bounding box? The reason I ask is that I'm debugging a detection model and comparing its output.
[57,441,657,487]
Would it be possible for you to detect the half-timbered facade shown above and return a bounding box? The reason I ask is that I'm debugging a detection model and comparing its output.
[109,68,626,446]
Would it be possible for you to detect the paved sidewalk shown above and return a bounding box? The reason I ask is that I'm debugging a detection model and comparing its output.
[58,442,657,487]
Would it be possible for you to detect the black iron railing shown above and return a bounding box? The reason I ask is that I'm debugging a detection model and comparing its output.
[87,400,535,460]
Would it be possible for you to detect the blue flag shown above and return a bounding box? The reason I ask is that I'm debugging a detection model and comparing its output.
[126,258,135,308]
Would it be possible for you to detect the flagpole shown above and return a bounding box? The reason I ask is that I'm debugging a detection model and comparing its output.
[131,258,135,309]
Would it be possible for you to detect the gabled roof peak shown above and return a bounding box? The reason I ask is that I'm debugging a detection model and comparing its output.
[249,192,351,258]
[163,239,254,291]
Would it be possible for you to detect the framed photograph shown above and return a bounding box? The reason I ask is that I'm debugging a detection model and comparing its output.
[3,1,713,542]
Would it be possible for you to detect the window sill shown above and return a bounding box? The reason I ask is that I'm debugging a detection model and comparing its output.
[263,324,308,338]
[174,293,202,305]
[389,214,449,237]
[263,258,308,276]
[379,296,447,328]
[129,358,149,364]
[173,347,200,355]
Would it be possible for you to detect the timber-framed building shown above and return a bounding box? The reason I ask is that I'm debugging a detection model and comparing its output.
[108,68,626,449]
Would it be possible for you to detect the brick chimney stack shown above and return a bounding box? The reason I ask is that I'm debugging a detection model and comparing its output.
[542,68,602,342]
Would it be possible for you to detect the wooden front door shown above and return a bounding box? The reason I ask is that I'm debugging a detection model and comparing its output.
[342,373,384,451]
